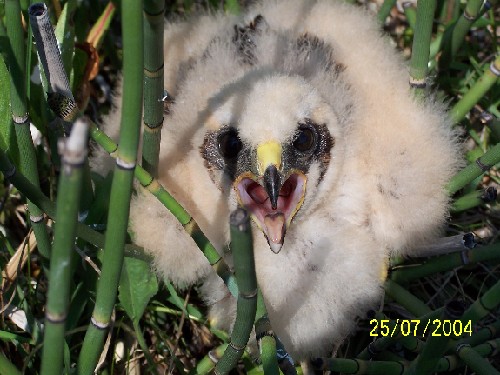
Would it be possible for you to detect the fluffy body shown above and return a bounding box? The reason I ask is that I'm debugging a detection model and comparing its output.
[98,0,460,360]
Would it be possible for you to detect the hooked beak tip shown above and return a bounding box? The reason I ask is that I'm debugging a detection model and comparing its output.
[263,164,282,210]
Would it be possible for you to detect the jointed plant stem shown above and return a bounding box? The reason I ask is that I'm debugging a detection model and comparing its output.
[450,55,500,123]
[40,120,88,375]
[215,209,257,375]
[409,0,437,97]
[5,0,51,259]
[142,0,165,178]
[78,1,144,373]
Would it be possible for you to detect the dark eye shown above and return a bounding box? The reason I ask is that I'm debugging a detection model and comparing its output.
[218,128,243,159]
[293,125,316,152]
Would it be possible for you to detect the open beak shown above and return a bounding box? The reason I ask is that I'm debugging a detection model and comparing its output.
[234,141,307,253]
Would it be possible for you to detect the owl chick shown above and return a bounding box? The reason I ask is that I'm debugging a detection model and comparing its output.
[98,0,461,362]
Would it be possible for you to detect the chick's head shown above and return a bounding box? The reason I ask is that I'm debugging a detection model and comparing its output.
[201,75,344,253]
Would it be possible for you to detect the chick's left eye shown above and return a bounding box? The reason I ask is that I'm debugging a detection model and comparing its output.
[293,126,316,152]
[218,129,242,159]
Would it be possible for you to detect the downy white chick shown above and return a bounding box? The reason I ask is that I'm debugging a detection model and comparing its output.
[96,0,460,362]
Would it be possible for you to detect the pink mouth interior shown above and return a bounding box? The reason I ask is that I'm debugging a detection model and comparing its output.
[236,173,305,249]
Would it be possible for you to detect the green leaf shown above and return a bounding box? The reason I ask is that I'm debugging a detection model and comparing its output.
[0,330,31,343]
[118,257,158,323]
[0,54,11,152]
[165,280,188,315]
[55,0,77,77]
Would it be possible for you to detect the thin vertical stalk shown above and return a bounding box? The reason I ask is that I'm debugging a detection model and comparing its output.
[5,0,51,259]
[215,209,257,375]
[40,119,88,375]
[78,1,144,373]
[377,0,397,24]
[450,55,500,123]
[409,0,437,97]
[439,0,484,70]
[142,0,164,178]
[54,0,77,78]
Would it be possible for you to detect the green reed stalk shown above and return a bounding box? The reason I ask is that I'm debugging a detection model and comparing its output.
[408,0,436,96]
[142,0,164,178]
[384,279,432,316]
[215,209,257,375]
[456,344,500,375]
[78,1,143,373]
[40,119,88,375]
[403,3,417,30]
[255,290,280,375]
[439,0,483,71]
[404,302,463,375]
[451,55,500,123]
[461,278,500,324]
[5,0,51,259]
[377,0,397,24]
[391,242,500,284]
[312,357,404,374]
[192,344,229,375]
[446,142,500,195]
[89,122,238,296]
[451,187,497,212]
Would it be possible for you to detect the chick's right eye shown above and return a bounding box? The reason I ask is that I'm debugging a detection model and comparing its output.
[218,129,242,159]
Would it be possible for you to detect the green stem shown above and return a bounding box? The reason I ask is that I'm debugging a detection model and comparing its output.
[142,0,164,178]
[391,242,500,284]
[446,142,500,195]
[404,302,463,375]
[384,279,432,317]
[40,120,88,375]
[78,1,144,372]
[191,344,228,375]
[313,358,404,374]
[456,344,500,375]
[439,0,483,70]
[132,320,158,375]
[409,0,437,97]
[450,55,500,123]
[5,0,51,259]
[255,290,280,375]
[451,187,497,212]
[377,0,397,24]
[215,209,257,375]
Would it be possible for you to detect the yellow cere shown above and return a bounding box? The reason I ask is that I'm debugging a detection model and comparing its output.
[256,141,282,175]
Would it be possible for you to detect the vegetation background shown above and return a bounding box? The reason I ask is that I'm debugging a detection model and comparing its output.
[0,0,499,374]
